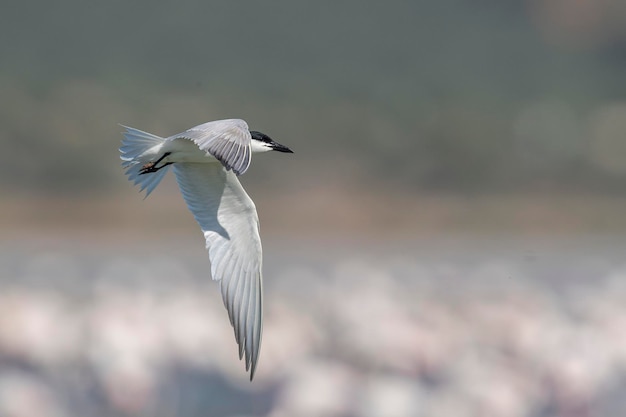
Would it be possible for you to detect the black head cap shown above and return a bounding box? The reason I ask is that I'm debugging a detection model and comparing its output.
[250,131,273,143]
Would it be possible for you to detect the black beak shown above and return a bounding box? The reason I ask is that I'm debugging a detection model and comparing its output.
[270,141,294,153]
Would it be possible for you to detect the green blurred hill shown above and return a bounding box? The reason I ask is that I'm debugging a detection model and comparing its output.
[2,0,626,196]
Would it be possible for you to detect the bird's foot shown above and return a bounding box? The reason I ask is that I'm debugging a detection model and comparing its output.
[139,162,156,174]
[139,152,172,175]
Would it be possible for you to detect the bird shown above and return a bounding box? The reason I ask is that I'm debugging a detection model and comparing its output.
[119,118,293,380]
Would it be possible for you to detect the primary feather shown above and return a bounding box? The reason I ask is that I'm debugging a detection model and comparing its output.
[174,163,263,379]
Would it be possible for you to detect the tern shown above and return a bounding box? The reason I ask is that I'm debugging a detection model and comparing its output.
[119,119,293,380]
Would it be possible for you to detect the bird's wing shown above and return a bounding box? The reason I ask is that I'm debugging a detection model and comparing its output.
[167,119,252,175]
[173,162,263,380]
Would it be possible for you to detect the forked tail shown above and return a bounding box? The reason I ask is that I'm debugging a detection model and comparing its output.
[119,125,169,197]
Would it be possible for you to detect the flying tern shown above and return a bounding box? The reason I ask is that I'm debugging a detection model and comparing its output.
[119,118,293,380]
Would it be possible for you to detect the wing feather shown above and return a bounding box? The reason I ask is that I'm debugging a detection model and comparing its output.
[173,162,263,380]
[167,119,252,175]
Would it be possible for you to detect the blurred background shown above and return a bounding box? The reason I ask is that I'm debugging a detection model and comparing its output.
[2,0,626,416]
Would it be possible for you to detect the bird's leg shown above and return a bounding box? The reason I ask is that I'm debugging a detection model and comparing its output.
[139,152,172,175]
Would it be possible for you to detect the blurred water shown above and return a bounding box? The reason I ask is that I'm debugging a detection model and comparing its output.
[1,235,626,417]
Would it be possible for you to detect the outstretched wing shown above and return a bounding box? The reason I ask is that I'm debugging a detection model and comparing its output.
[167,119,252,175]
[173,162,263,380]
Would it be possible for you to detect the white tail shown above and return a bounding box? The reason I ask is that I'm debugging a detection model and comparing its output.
[119,125,169,197]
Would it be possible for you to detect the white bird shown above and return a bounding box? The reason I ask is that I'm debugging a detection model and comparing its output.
[119,119,293,380]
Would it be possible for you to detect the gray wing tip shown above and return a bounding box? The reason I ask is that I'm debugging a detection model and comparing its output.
[245,341,260,381]
[249,361,258,381]
[236,335,260,381]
